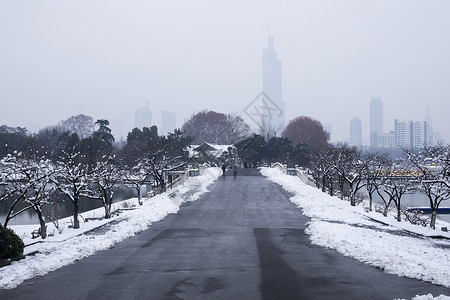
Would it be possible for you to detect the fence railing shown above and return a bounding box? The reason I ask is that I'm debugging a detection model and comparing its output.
[148,164,212,198]
[271,162,316,187]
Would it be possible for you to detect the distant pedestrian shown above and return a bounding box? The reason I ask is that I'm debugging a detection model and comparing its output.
[233,165,237,177]
[222,164,226,176]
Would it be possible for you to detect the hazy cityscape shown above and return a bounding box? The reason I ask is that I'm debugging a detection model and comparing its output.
[1,2,450,298]
[114,31,446,150]
[1,1,449,147]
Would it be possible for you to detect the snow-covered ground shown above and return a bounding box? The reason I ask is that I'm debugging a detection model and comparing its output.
[261,167,450,300]
[0,167,222,290]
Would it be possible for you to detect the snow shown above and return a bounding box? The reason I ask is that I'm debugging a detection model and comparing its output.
[189,143,233,158]
[0,167,222,290]
[412,295,450,300]
[261,167,450,299]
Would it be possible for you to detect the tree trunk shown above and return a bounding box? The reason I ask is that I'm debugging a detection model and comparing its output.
[349,182,355,206]
[329,180,333,196]
[108,189,113,217]
[103,189,111,219]
[322,177,326,192]
[38,213,47,239]
[430,211,437,229]
[383,203,390,217]
[137,185,142,205]
[368,192,373,211]
[73,198,80,229]
[397,204,401,222]
[161,179,166,193]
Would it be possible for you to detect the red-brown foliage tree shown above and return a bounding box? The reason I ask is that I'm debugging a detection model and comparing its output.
[282,116,329,150]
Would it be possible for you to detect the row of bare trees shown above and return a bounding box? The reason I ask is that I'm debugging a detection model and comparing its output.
[0,128,193,239]
[309,143,450,229]
[0,152,121,238]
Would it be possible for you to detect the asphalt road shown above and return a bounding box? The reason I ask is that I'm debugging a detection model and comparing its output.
[1,168,449,300]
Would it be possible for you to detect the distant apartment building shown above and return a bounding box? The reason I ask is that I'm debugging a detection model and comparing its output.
[376,132,395,148]
[350,117,362,146]
[135,100,152,129]
[162,111,176,135]
[394,119,407,148]
[394,119,431,149]
[370,97,383,147]
[368,99,436,149]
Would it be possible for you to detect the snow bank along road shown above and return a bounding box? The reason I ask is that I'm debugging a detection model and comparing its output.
[1,168,449,299]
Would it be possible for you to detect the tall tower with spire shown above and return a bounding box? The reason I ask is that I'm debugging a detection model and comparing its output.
[262,33,285,135]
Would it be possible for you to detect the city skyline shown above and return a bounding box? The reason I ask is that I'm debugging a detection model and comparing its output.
[350,98,440,148]
[1,1,449,144]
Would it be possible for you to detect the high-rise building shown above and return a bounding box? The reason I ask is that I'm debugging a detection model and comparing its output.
[350,117,362,146]
[394,119,430,149]
[162,111,176,135]
[376,132,395,148]
[262,34,285,135]
[135,100,152,129]
[370,97,383,147]
[394,119,407,148]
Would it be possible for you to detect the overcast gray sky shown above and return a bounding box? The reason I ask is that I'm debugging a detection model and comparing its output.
[1,0,449,143]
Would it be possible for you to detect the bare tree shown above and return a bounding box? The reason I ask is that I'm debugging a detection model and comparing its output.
[348,157,367,206]
[310,146,335,194]
[144,131,192,193]
[330,144,359,203]
[406,144,450,229]
[363,152,390,211]
[256,116,278,141]
[225,114,252,144]
[21,158,58,238]
[375,175,393,217]
[0,154,34,227]
[86,158,120,219]
[122,163,150,205]
[1,154,57,238]
[382,159,414,222]
[53,152,90,229]
[33,126,64,158]
[59,114,95,140]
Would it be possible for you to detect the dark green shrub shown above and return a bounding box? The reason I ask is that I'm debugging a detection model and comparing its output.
[0,225,24,260]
